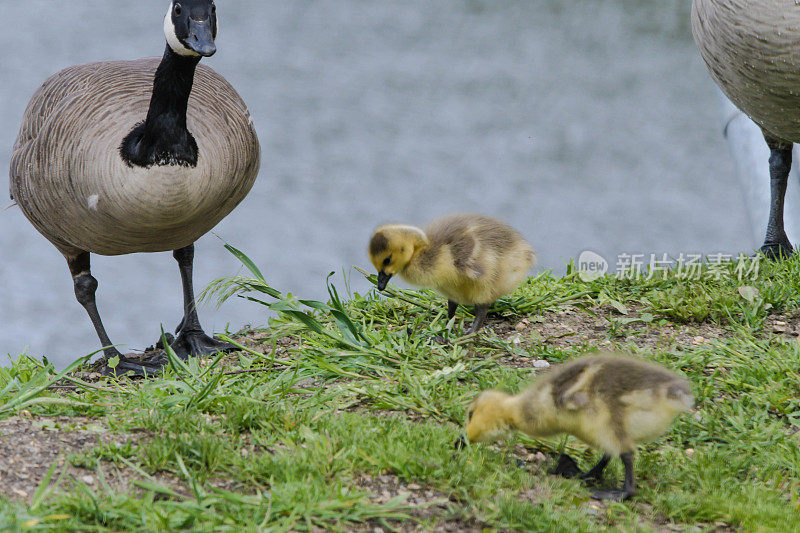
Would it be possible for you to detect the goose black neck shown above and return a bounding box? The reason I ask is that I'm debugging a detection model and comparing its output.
[120,45,202,168]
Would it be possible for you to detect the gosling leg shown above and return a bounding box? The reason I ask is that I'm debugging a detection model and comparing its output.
[580,454,610,484]
[69,253,161,377]
[168,243,235,359]
[447,300,458,320]
[760,134,793,260]
[468,304,490,334]
[591,451,636,502]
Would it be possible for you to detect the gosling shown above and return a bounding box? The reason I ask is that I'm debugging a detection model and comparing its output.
[368,214,535,333]
[462,354,693,501]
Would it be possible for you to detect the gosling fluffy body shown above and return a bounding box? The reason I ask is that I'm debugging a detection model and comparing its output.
[368,214,535,331]
[466,354,692,453]
[466,354,693,499]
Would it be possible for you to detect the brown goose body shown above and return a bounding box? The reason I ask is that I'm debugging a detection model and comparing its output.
[692,0,800,142]
[10,57,260,258]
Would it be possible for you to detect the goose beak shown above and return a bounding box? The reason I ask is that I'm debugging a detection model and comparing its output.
[377,271,392,291]
[186,19,216,57]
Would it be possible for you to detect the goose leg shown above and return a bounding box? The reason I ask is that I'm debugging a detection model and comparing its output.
[467,304,489,334]
[760,135,793,260]
[591,452,636,502]
[69,253,161,377]
[168,244,235,359]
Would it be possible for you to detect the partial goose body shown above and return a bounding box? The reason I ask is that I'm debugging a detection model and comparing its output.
[692,0,800,143]
[11,58,259,257]
[9,0,260,375]
[463,354,693,501]
[692,0,800,258]
[368,214,535,333]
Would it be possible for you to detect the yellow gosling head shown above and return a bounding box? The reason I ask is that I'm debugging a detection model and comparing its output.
[464,390,514,444]
[368,224,429,290]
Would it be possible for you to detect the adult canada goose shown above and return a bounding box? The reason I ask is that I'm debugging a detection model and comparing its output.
[460,354,693,501]
[368,214,536,333]
[9,0,260,375]
[692,0,800,259]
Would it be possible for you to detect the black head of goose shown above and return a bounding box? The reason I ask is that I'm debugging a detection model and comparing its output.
[9,0,261,376]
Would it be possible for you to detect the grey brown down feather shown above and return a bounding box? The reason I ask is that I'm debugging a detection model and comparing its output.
[10,58,260,257]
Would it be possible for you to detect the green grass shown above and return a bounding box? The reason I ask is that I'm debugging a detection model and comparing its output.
[1,249,799,531]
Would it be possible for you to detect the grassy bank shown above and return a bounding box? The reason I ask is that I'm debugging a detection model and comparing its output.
[1,251,799,531]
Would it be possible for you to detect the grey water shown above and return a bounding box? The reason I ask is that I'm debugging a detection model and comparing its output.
[0,0,747,369]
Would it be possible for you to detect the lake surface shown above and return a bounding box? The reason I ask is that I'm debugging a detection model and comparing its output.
[0,0,747,368]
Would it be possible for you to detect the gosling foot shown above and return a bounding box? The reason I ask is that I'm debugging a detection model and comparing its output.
[548,454,582,479]
[579,454,610,485]
[760,240,793,261]
[591,488,634,502]
[169,329,236,360]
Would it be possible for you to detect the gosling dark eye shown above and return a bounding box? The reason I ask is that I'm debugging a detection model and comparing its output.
[174,3,182,16]
[382,256,392,266]
[467,410,474,421]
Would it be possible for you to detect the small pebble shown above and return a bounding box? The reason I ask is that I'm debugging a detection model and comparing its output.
[81,475,95,485]
[533,360,550,369]
[514,319,529,332]
[685,448,695,457]
[511,335,522,345]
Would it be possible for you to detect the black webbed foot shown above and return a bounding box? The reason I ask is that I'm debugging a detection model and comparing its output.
[99,355,166,378]
[591,452,635,501]
[548,453,582,479]
[591,488,633,502]
[760,240,793,261]
[169,329,236,360]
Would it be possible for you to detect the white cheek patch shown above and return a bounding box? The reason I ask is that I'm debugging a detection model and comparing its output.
[87,194,99,211]
[164,6,199,57]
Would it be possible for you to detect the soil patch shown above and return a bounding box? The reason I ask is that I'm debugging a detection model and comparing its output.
[351,472,485,532]
[0,416,139,501]
[489,305,729,366]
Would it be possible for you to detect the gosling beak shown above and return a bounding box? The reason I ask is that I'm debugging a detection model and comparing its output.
[377,271,392,291]
[454,434,468,450]
[186,18,216,57]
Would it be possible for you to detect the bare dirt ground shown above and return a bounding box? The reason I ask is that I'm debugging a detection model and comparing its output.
[0,416,140,500]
